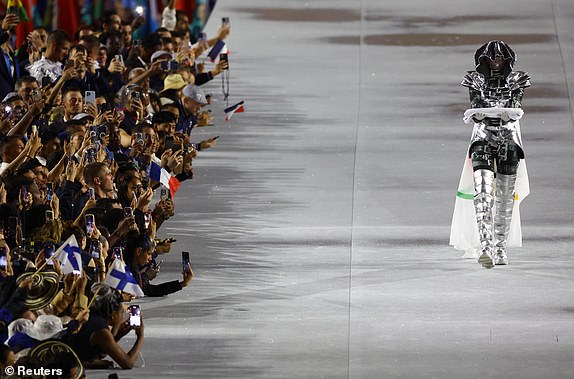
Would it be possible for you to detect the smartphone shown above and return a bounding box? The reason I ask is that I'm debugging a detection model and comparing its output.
[131,191,138,204]
[0,247,7,269]
[129,305,141,326]
[219,53,228,65]
[85,214,95,236]
[108,374,119,379]
[135,132,145,146]
[85,91,96,104]
[90,240,100,259]
[169,61,179,71]
[131,91,141,100]
[123,207,133,218]
[97,124,108,139]
[160,188,169,201]
[8,6,17,15]
[199,32,207,42]
[135,183,142,196]
[114,54,124,65]
[88,187,95,200]
[44,242,55,266]
[143,211,151,230]
[141,179,149,191]
[182,251,190,273]
[46,182,53,202]
[222,17,230,25]
[31,89,42,102]
[45,210,54,221]
[113,247,123,260]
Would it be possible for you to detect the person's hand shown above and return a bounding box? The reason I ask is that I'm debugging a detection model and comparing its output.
[212,59,228,76]
[75,309,90,324]
[196,111,212,127]
[1,13,20,31]
[34,250,46,269]
[199,136,218,150]
[473,112,486,121]
[116,216,138,237]
[136,188,153,212]
[180,263,194,287]
[131,15,146,30]
[147,59,164,76]
[84,102,98,118]
[134,317,144,338]
[61,65,79,81]
[52,258,63,279]
[27,129,43,158]
[63,273,77,296]
[65,159,79,182]
[108,57,125,74]
[27,30,46,52]
[29,100,45,117]
[500,110,511,122]
[215,23,231,41]
[74,271,88,294]
[155,239,172,254]
[50,193,60,218]
[160,148,173,168]
[166,150,183,172]
[81,198,97,217]
[18,276,35,291]
[0,182,6,204]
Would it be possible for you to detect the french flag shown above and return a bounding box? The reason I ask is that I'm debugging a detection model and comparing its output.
[53,235,82,275]
[207,39,227,62]
[224,101,245,121]
[105,259,145,297]
[149,161,180,198]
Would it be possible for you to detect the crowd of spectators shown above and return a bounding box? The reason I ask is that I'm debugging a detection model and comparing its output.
[0,1,233,376]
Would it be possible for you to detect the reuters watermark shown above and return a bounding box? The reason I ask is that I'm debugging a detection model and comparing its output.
[4,365,63,377]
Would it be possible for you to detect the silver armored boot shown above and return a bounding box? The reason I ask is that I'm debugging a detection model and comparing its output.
[474,169,495,268]
[493,173,517,265]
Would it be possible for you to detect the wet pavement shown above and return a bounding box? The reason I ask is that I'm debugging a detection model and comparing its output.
[89,1,574,378]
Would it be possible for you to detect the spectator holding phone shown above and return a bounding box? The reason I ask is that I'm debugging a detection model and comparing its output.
[123,232,193,297]
[65,283,143,369]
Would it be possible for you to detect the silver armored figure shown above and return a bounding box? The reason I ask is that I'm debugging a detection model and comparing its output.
[451,40,531,268]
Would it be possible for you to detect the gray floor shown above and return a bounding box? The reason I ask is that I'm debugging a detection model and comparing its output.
[90,1,574,378]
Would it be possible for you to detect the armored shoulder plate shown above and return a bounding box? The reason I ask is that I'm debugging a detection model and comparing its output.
[507,71,531,91]
[461,71,485,91]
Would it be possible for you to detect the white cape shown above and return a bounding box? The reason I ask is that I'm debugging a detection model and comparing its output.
[449,116,530,259]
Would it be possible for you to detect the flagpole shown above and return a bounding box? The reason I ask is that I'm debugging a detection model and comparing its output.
[87,286,101,309]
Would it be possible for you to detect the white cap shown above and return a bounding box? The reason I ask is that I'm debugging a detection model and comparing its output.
[150,50,172,62]
[182,84,208,105]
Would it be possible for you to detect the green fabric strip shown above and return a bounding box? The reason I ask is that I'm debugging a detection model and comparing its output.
[456,191,474,200]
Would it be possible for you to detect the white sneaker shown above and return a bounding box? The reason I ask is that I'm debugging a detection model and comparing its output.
[494,248,508,265]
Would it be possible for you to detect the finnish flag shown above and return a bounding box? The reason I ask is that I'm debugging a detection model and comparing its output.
[105,259,145,298]
[53,235,83,275]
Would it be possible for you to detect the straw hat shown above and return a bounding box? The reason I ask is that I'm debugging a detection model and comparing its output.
[16,271,60,311]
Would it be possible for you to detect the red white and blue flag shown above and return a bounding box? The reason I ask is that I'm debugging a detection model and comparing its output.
[224,101,245,121]
[149,161,180,198]
[53,235,82,275]
[105,259,145,297]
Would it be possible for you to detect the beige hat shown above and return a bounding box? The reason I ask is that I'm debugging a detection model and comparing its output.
[160,74,186,94]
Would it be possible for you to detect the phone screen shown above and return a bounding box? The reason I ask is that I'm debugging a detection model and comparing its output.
[45,243,55,266]
[129,305,141,326]
[160,188,169,201]
[124,207,133,218]
[46,182,53,201]
[45,210,54,221]
[113,247,122,260]
[182,251,190,273]
[90,240,100,259]
[85,214,95,236]
[0,247,7,268]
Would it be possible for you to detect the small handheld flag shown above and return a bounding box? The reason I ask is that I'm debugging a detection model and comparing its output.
[149,162,180,198]
[53,235,82,275]
[104,259,145,297]
[224,101,245,121]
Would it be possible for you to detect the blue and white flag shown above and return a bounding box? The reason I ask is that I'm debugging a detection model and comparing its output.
[104,259,145,297]
[53,235,82,275]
